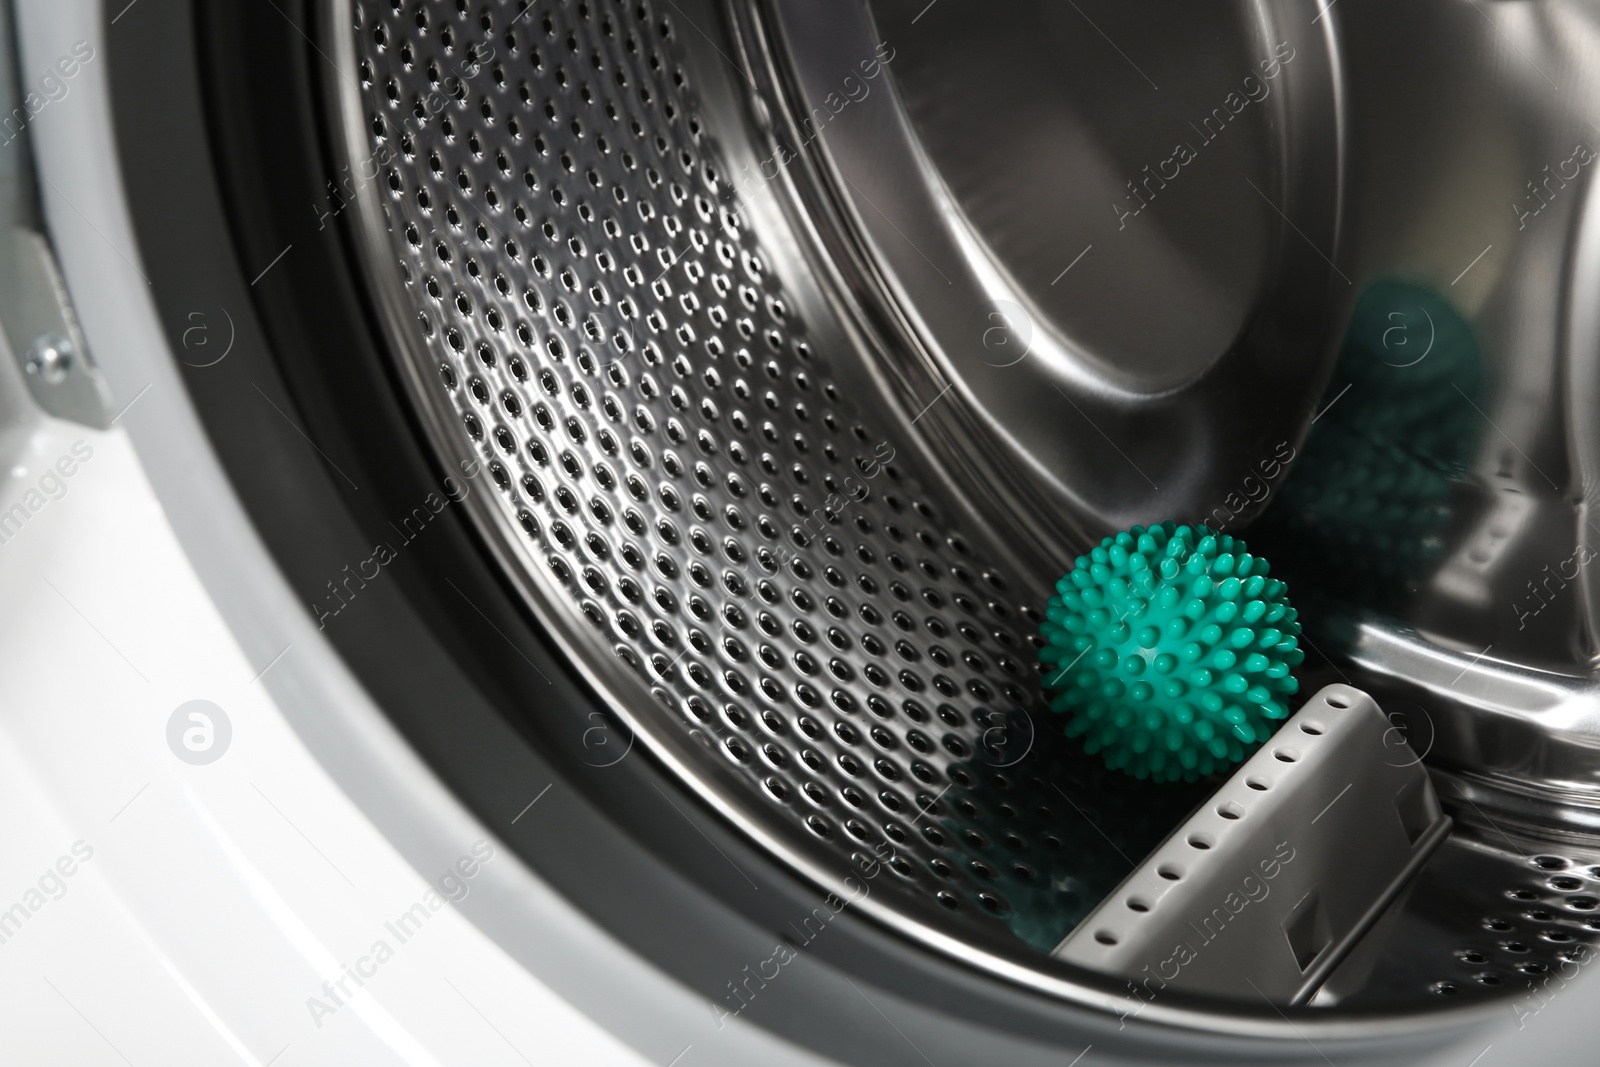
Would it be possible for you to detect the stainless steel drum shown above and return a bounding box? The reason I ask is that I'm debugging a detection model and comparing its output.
[301,0,1600,1053]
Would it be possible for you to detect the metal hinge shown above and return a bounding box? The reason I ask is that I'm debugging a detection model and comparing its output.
[0,0,110,428]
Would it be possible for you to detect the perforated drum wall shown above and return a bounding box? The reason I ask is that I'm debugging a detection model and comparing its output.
[339,0,1203,953]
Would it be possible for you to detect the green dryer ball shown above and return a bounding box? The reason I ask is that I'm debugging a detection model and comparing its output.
[1038,523,1304,782]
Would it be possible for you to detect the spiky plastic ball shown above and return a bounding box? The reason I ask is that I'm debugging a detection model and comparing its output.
[1038,523,1304,782]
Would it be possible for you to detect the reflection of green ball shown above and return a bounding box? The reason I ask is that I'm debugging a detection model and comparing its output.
[1038,523,1304,782]
[1253,278,1480,608]
[1270,425,1452,601]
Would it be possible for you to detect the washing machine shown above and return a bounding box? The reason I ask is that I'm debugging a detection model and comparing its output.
[1,0,1598,1063]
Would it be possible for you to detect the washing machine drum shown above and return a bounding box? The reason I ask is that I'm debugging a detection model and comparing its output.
[127,0,1600,1061]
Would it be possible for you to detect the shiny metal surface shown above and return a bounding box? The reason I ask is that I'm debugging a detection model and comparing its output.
[757,0,1600,823]
[1329,811,1600,1011]
[322,0,1600,1044]
[1244,0,1600,818]
[757,0,1346,559]
[327,0,1242,1034]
